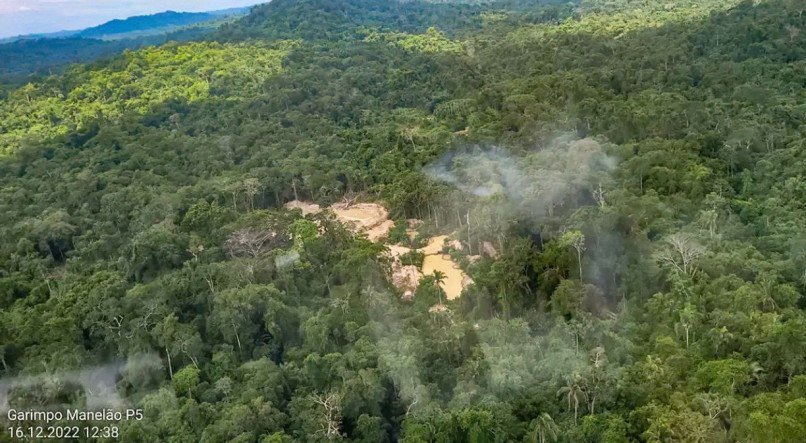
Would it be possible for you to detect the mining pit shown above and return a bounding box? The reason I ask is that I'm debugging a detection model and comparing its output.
[284,200,472,300]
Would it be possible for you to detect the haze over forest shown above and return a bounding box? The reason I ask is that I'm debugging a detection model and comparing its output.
[0,0,804,442]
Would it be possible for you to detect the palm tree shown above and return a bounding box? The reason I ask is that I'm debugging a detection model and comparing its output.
[557,376,586,425]
[432,270,446,305]
[529,413,559,443]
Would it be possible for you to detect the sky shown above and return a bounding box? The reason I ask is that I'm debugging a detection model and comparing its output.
[0,1,264,38]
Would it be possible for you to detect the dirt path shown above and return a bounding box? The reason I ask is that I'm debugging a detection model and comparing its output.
[284,200,321,215]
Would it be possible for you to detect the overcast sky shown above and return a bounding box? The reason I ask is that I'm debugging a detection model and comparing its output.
[0,1,264,38]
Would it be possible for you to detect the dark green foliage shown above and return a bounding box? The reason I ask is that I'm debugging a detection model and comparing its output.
[0,38,142,82]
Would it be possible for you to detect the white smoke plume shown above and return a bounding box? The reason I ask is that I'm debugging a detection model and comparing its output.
[274,250,301,270]
[424,134,617,222]
[0,353,163,414]
[421,135,624,398]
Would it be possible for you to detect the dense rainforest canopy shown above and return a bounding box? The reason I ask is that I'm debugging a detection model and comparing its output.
[0,0,804,441]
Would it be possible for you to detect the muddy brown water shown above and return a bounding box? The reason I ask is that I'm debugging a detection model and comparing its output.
[285,202,469,299]
[420,235,468,300]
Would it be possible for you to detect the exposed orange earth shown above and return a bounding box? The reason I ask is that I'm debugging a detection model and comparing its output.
[283,200,472,300]
[330,202,396,242]
[285,200,395,242]
[283,200,321,216]
[419,235,469,300]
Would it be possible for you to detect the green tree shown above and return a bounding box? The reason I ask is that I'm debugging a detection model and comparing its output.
[528,413,559,443]
[173,365,200,398]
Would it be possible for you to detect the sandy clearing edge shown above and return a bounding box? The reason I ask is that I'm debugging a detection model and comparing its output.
[284,200,471,299]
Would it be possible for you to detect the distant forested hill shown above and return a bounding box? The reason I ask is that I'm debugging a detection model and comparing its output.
[0,7,252,83]
[0,38,132,80]
[0,33,203,83]
[0,0,804,441]
[78,11,223,39]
